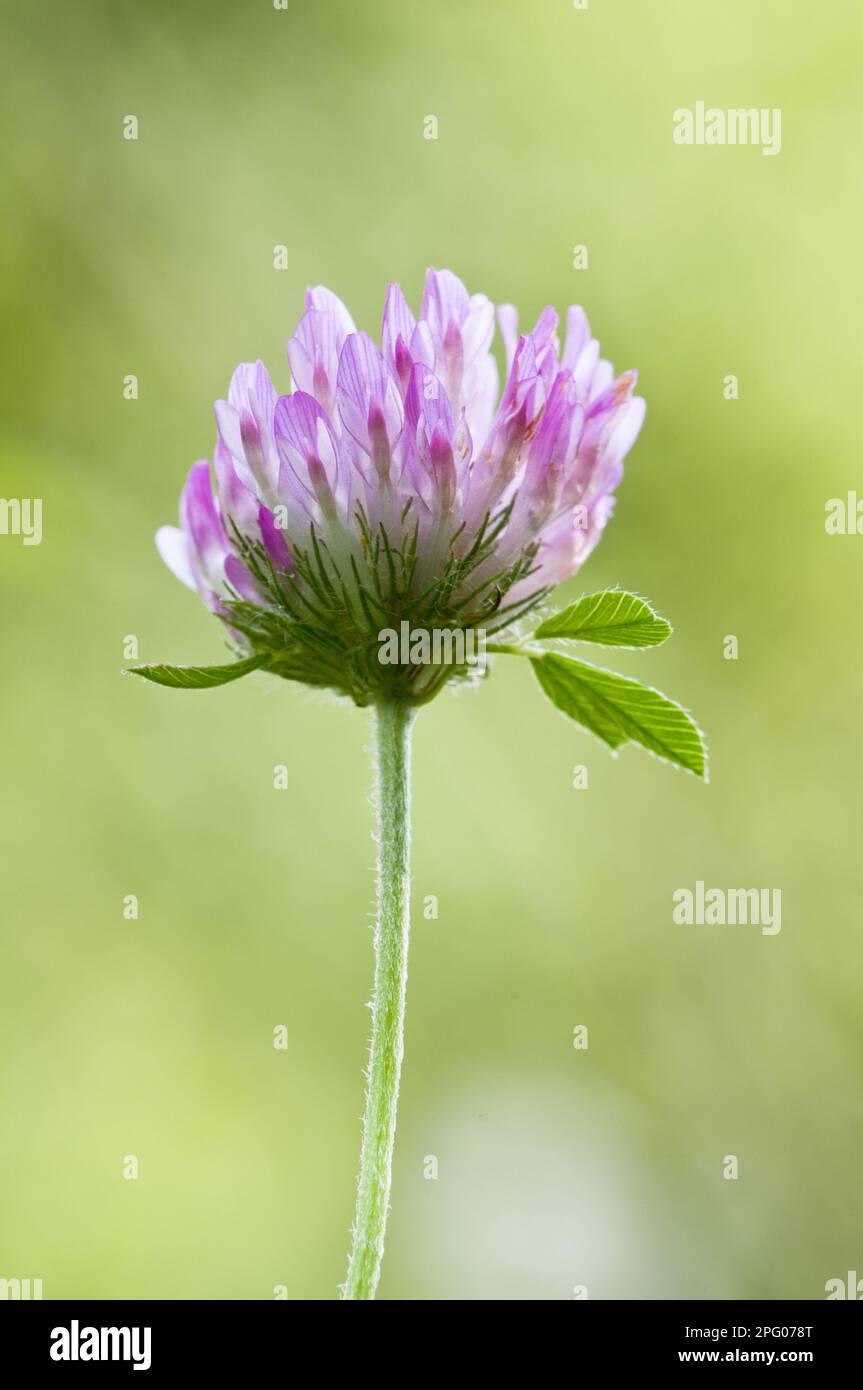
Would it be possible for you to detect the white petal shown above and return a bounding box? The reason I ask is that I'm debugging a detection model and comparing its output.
[156,525,196,591]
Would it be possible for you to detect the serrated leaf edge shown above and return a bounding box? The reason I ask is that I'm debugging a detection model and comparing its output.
[530,651,710,782]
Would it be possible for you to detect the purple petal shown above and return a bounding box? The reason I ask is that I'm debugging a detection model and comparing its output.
[175,459,233,607]
[287,308,344,417]
[214,439,261,536]
[224,552,262,602]
[497,304,519,374]
[421,267,470,345]
[215,360,279,499]
[602,395,646,468]
[181,461,229,575]
[336,332,404,458]
[305,284,356,337]
[381,282,417,380]
[274,389,345,510]
[571,337,601,400]
[561,307,591,372]
[402,363,465,509]
[258,503,294,572]
[586,369,638,421]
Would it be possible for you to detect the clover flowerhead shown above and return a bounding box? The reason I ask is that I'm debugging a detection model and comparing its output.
[151,268,646,707]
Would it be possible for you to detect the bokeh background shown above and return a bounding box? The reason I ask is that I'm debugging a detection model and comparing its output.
[1,0,861,1300]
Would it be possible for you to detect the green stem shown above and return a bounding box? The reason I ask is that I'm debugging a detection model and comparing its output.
[342,697,415,1300]
[485,640,538,656]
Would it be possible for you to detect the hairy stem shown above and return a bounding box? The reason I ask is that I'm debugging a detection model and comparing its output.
[342,697,415,1300]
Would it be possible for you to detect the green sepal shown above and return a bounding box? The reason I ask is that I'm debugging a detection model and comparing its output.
[125,653,270,689]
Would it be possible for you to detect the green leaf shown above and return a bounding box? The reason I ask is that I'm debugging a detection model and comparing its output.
[531,652,707,778]
[126,653,269,689]
[533,590,672,648]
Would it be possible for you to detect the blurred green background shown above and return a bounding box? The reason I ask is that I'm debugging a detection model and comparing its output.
[1,0,861,1300]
